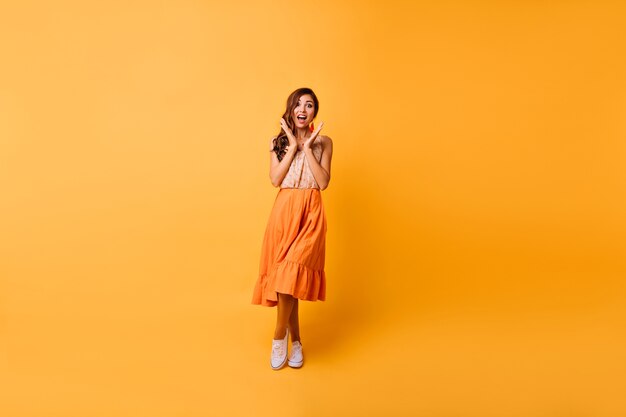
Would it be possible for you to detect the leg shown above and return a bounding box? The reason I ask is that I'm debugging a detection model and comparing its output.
[274,292,296,339]
[288,298,301,343]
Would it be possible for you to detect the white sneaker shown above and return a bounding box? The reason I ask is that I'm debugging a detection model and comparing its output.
[270,328,289,370]
[288,341,303,368]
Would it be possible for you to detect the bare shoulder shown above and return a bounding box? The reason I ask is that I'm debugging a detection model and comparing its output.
[320,135,333,151]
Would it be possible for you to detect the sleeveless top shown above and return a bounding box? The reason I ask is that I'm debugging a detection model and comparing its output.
[277,138,324,189]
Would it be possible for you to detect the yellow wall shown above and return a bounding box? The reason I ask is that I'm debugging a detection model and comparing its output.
[1,1,624,416]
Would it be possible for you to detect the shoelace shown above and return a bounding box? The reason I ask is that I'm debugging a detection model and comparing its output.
[272,341,286,358]
[289,343,302,358]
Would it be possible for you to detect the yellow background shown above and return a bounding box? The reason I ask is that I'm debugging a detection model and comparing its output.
[1,0,625,416]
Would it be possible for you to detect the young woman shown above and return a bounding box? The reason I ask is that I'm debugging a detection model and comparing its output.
[251,87,333,370]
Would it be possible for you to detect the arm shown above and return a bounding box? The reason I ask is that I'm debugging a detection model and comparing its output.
[269,136,298,187]
[303,135,333,190]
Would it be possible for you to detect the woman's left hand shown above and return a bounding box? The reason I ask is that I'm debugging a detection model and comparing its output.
[302,121,324,150]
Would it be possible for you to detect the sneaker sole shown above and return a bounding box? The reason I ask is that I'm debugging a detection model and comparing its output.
[288,359,303,368]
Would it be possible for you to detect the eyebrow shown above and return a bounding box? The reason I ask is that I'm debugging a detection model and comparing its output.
[298,100,314,104]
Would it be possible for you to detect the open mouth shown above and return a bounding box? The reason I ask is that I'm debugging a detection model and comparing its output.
[297,115,307,122]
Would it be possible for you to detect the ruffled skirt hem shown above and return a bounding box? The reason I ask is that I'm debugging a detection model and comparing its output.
[252,259,326,307]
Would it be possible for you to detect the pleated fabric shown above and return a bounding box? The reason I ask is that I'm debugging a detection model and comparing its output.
[252,188,327,307]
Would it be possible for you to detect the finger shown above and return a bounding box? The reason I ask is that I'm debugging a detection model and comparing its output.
[311,125,323,137]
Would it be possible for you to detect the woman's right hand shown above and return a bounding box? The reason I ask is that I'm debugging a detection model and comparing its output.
[280,117,298,150]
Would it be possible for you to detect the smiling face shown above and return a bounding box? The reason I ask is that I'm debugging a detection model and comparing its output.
[293,94,315,129]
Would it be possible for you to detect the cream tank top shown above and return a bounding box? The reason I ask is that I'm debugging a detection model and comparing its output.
[277,137,324,189]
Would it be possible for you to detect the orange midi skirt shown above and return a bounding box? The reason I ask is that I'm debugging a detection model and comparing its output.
[252,188,327,307]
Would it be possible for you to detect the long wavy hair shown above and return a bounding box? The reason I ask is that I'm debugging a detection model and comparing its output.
[271,87,319,162]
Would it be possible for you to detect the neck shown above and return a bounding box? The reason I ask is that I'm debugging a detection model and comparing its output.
[295,126,310,140]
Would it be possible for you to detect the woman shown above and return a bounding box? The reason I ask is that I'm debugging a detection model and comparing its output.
[251,87,333,370]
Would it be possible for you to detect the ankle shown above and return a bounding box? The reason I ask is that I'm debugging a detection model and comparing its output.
[273,327,288,340]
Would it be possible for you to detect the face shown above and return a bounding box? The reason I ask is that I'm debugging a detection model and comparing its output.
[292,94,315,129]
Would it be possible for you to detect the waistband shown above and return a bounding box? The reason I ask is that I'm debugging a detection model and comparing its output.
[279,187,321,191]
